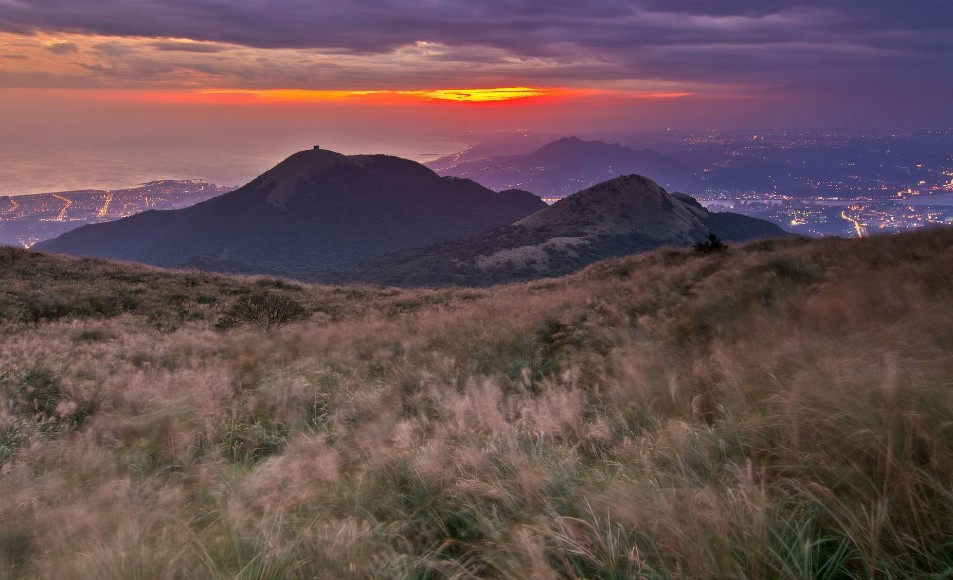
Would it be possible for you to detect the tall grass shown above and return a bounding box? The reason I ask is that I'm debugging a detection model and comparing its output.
[1,229,953,577]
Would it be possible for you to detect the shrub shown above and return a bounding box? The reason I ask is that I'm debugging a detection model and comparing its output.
[0,245,25,264]
[255,278,303,291]
[217,292,308,331]
[71,328,115,343]
[195,293,219,305]
[693,233,728,254]
[13,293,138,323]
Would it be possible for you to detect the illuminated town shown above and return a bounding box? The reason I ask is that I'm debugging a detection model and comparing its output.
[635,129,953,238]
[698,194,953,238]
[0,180,234,248]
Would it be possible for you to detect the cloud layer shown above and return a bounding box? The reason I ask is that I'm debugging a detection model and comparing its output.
[0,0,949,90]
[0,0,950,133]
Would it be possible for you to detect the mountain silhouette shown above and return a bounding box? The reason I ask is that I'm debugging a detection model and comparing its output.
[429,137,700,198]
[38,148,546,276]
[334,174,785,287]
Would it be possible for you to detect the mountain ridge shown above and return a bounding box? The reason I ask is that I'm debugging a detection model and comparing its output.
[429,136,701,198]
[330,174,785,287]
[38,148,547,276]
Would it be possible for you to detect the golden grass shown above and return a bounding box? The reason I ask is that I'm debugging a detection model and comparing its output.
[1,229,953,577]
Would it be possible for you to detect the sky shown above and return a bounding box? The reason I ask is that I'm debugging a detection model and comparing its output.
[1,0,951,194]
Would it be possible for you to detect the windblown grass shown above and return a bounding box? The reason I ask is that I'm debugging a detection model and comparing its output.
[1,229,953,578]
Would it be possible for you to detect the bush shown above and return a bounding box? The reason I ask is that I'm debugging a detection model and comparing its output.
[13,293,138,323]
[0,245,25,264]
[195,293,219,305]
[693,233,728,254]
[71,328,115,343]
[217,292,309,331]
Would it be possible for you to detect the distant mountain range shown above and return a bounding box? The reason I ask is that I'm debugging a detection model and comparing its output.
[0,180,231,249]
[37,148,546,277]
[39,147,783,286]
[331,175,786,287]
[428,137,701,199]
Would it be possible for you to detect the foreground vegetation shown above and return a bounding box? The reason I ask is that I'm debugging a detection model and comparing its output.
[2,229,953,578]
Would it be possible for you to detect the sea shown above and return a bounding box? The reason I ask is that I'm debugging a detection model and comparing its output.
[0,136,466,197]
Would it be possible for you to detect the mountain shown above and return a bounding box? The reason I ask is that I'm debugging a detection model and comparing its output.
[37,148,546,277]
[429,136,700,198]
[333,174,785,287]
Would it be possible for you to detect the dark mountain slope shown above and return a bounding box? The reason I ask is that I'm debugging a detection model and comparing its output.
[333,174,785,287]
[38,148,546,276]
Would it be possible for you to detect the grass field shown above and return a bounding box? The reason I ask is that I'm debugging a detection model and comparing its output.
[2,229,953,578]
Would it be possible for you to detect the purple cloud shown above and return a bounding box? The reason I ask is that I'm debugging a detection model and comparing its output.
[0,0,950,120]
[149,41,226,53]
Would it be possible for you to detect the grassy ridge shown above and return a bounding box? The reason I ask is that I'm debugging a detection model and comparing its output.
[1,229,952,578]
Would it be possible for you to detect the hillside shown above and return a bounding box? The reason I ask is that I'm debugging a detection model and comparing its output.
[2,228,953,577]
[37,148,546,277]
[336,174,785,286]
[430,136,701,197]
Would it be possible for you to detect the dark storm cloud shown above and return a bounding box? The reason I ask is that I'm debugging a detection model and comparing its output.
[637,0,948,22]
[0,0,950,91]
[0,0,946,51]
[0,0,635,52]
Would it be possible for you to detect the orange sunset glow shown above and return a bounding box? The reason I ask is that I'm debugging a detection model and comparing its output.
[0,1,945,197]
[198,87,559,104]
[406,87,551,102]
[173,87,691,106]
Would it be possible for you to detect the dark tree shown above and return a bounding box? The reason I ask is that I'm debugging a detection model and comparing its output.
[217,292,308,331]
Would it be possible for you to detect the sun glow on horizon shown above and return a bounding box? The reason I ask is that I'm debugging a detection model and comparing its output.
[405,87,549,102]
[192,87,692,105]
[199,87,561,104]
[198,89,386,102]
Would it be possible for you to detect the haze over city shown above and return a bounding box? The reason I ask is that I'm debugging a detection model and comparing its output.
[1,0,951,194]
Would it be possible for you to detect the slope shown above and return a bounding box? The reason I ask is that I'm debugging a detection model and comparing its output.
[335,174,785,286]
[38,148,546,277]
[3,228,953,577]
[431,136,700,197]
